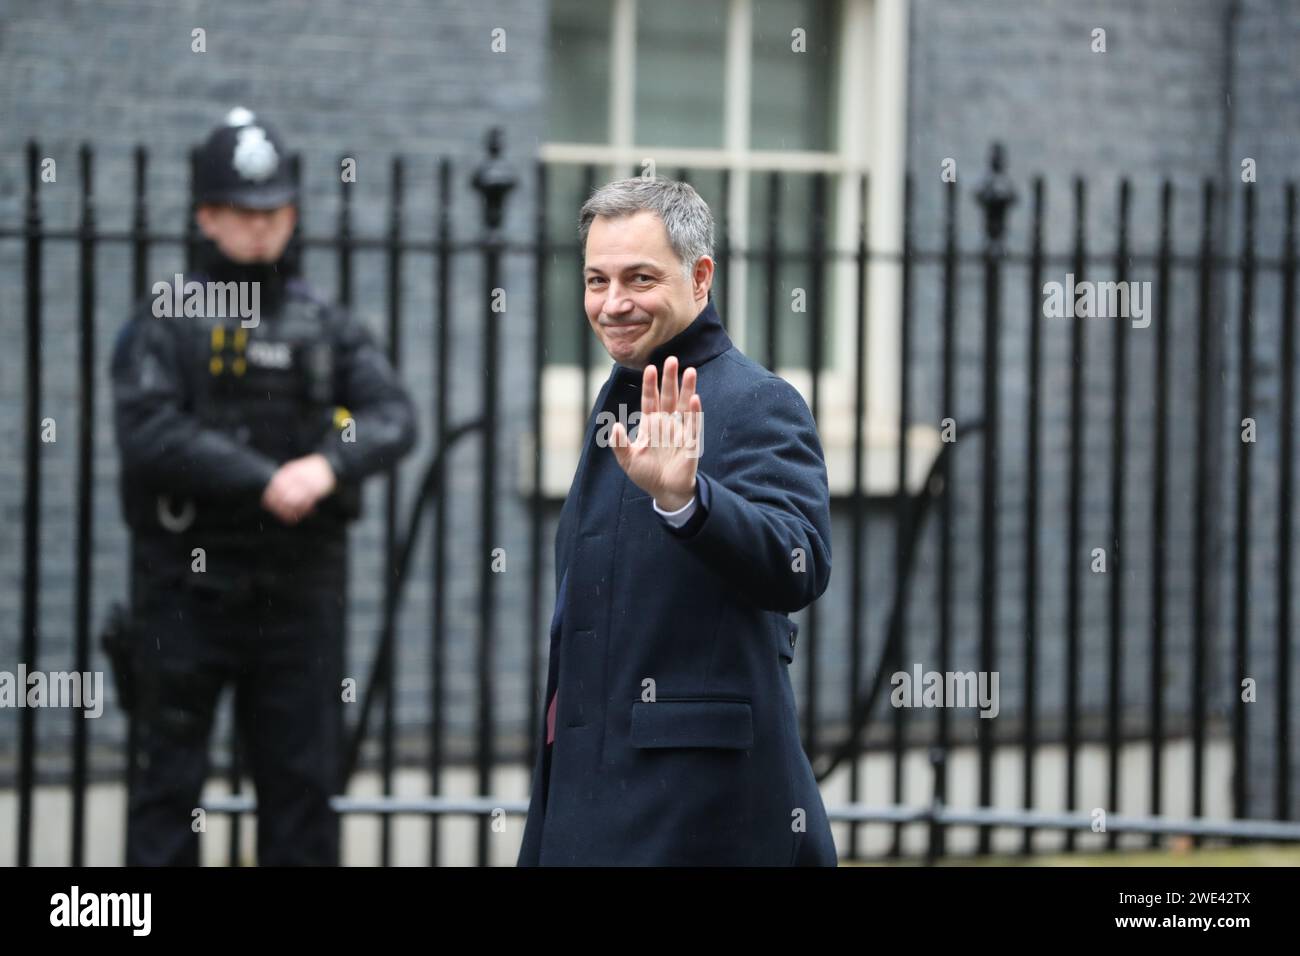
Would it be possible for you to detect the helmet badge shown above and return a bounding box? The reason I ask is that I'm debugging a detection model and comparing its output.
[232,126,279,182]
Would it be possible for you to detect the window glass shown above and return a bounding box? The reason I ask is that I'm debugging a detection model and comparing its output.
[634,0,727,148]
[548,0,612,144]
[750,0,838,151]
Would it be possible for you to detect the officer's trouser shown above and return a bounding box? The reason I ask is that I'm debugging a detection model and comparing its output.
[125,537,346,866]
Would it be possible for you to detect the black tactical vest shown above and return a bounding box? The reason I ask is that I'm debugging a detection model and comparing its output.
[124,277,361,540]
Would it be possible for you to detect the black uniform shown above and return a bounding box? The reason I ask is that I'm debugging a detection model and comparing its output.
[110,111,416,865]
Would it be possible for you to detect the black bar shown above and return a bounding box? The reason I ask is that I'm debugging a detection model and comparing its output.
[805,172,826,764]
[889,173,913,859]
[430,157,453,864]
[131,146,149,298]
[528,159,547,801]
[1106,180,1130,850]
[337,153,354,307]
[381,155,405,865]
[18,140,43,868]
[1064,177,1087,853]
[765,171,780,373]
[71,143,96,866]
[933,178,960,860]
[848,172,870,862]
[1278,183,1296,822]
[469,129,517,865]
[337,155,357,837]
[1149,180,1173,847]
[976,185,1003,858]
[1191,181,1216,846]
[476,206,503,869]
[1233,184,1256,828]
[1020,178,1044,856]
[125,146,148,861]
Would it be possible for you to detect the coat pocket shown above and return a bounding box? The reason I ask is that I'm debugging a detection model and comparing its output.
[629,698,754,750]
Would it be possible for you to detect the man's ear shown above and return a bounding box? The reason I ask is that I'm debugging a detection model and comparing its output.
[195,204,218,241]
[692,255,715,304]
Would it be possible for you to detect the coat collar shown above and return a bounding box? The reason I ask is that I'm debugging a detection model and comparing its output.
[613,298,733,382]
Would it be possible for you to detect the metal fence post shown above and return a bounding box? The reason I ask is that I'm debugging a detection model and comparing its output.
[974,142,1016,855]
[471,127,516,866]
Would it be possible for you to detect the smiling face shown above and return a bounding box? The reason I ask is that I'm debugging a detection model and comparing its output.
[196,203,297,263]
[582,210,714,369]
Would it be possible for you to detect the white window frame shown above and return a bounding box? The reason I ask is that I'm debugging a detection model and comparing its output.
[525,0,936,499]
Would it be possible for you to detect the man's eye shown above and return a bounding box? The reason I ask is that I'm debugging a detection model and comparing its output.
[634,274,654,283]
[586,277,606,288]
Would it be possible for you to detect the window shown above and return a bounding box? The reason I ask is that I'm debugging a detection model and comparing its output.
[535,0,922,498]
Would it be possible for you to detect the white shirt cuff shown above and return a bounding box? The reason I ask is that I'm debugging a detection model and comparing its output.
[652,494,697,528]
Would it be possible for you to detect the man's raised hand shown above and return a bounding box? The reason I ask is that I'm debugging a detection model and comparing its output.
[609,355,703,511]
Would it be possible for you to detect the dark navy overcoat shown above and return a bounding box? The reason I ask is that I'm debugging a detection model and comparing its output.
[518,299,836,866]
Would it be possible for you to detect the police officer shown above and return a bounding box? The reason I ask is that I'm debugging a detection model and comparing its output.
[111,108,416,865]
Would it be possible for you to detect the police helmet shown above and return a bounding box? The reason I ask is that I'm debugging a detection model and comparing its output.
[193,107,297,209]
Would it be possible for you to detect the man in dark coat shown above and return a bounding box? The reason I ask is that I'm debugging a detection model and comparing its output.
[518,178,836,866]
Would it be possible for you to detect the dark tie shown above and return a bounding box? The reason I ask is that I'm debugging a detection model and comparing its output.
[546,691,557,745]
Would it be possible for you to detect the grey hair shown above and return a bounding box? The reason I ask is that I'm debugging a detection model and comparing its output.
[578,177,715,276]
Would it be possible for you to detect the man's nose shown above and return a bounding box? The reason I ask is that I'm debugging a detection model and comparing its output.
[602,284,634,316]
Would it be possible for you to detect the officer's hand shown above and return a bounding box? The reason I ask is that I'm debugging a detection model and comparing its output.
[261,454,338,525]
